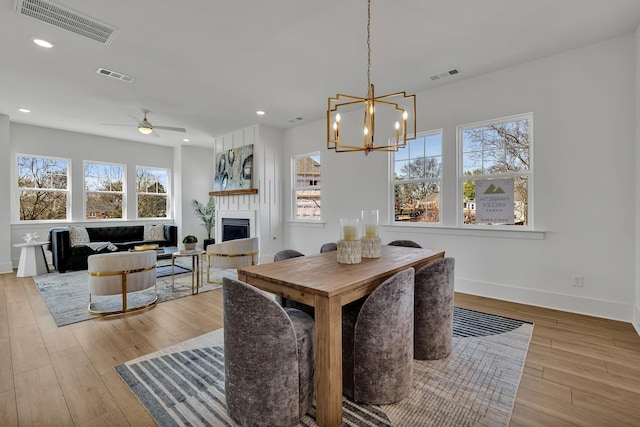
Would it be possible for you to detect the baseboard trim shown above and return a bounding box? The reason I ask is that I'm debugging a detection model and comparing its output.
[634,304,640,336]
[456,278,633,323]
[0,261,14,274]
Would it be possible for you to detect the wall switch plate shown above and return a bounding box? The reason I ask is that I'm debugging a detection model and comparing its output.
[571,274,584,287]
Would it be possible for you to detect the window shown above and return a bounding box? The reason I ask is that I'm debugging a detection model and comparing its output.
[392,131,443,223]
[84,161,124,220]
[17,154,70,221]
[459,113,532,226]
[136,167,169,218]
[293,152,321,220]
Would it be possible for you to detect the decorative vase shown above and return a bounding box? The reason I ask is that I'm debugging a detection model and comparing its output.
[361,209,381,258]
[184,243,196,251]
[203,238,216,250]
[337,218,361,264]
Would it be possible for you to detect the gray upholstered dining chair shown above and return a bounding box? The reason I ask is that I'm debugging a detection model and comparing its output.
[414,257,455,360]
[223,277,315,426]
[342,267,415,404]
[273,249,315,318]
[319,242,337,253]
[388,239,422,248]
[274,249,305,261]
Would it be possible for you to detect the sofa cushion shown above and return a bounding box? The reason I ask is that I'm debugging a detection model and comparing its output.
[87,226,144,243]
[144,224,165,241]
[69,225,90,247]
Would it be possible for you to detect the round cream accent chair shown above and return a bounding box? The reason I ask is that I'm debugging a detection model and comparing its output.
[206,237,259,284]
[88,250,158,315]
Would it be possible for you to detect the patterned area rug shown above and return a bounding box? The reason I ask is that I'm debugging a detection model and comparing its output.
[115,307,533,426]
[33,259,237,327]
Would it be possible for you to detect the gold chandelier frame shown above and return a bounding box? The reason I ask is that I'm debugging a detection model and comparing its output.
[327,0,416,155]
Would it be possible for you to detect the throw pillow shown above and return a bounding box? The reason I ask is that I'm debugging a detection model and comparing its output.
[69,225,90,247]
[144,224,165,241]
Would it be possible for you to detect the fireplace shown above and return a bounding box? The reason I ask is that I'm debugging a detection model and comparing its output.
[222,217,250,242]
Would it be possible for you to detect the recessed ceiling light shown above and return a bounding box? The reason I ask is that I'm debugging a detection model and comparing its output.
[32,38,54,48]
[18,107,31,113]
[183,138,190,142]
[256,111,265,116]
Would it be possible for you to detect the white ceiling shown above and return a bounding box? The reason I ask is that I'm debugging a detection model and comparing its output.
[1,0,640,148]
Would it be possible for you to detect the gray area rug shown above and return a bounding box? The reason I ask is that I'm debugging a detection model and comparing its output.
[33,259,237,327]
[115,307,533,426]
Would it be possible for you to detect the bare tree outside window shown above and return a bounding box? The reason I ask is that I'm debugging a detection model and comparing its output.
[460,114,532,225]
[84,162,124,219]
[392,132,442,223]
[18,155,69,221]
[136,167,169,218]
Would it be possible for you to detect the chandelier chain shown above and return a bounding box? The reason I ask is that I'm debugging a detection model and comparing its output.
[367,0,371,90]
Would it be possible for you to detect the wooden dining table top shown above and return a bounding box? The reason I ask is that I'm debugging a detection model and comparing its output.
[237,245,446,306]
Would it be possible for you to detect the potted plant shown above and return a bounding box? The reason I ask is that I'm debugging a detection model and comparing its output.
[182,235,198,250]
[191,198,216,249]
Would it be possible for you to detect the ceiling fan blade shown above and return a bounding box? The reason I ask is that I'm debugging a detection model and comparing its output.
[101,123,137,127]
[153,125,187,132]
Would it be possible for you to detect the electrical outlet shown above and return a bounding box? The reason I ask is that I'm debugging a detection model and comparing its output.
[571,274,584,287]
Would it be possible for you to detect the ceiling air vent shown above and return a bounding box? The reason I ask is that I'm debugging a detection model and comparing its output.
[430,69,460,81]
[15,0,119,45]
[96,67,135,83]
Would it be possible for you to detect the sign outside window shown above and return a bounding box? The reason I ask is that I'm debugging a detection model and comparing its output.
[475,179,514,224]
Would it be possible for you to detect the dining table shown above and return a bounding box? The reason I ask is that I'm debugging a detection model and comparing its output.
[236,244,445,427]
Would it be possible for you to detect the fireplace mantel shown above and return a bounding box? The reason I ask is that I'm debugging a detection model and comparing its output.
[209,189,258,196]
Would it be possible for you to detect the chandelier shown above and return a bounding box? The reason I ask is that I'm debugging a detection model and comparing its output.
[327,0,416,155]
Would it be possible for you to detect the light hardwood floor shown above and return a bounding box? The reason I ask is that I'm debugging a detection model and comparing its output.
[1,271,639,426]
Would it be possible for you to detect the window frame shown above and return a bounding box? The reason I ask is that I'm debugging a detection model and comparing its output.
[83,160,126,220]
[390,129,443,226]
[16,153,71,222]
[135,166,171,219]
[292,151,321,222]
[457,113,534,229]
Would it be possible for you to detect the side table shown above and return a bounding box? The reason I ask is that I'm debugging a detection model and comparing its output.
[14,241,50,277]
[171,250,204,295]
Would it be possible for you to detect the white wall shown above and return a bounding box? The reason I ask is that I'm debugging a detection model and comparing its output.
[0,115,11,273]
[283,35,637,321]
[635,25,640,334]
[9,123,174,267]
[177,145,216,247]
[212,124,284,262]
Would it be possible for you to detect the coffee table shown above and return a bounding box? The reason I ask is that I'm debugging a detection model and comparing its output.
[171,249,204,295]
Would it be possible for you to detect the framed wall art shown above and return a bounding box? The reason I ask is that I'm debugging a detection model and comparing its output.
[213,144,254,193]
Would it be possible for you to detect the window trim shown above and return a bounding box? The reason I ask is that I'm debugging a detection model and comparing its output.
[83,160,126,220]
[135,165,171,220]
[15,153,71,223]
[456,112,534,230]
[292,151,321,222]
[389,129,443,226]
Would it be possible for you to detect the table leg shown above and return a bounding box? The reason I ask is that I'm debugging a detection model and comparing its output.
[314,295,343,427]
[171,256,175,290]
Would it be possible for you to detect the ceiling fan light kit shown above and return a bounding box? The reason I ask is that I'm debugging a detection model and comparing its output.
[103,111,186,136]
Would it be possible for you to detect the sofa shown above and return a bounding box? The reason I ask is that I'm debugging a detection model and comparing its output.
[49,224,177,273]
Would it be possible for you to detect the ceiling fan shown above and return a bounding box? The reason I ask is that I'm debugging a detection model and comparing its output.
[102,110,186,136]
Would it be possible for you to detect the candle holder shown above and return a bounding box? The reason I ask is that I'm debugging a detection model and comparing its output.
[338,218,361,264]
[361,209,381,258]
